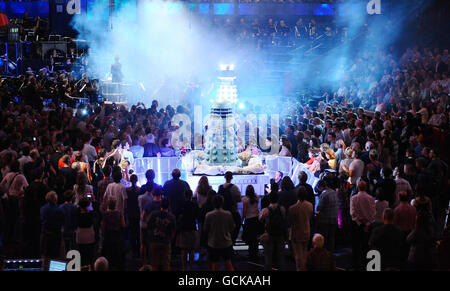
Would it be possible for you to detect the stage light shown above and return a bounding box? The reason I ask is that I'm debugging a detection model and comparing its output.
[82,109,88,115]
[220,64,234,71]
[139,82,146,91]
[238,103,245,110]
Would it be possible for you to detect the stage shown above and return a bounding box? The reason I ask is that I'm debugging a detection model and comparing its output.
[130,155,318,196]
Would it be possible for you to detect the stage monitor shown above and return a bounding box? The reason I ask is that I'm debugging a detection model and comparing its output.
[49,260,67,271]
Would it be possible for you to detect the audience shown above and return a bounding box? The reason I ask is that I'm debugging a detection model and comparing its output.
[0,36,448,272]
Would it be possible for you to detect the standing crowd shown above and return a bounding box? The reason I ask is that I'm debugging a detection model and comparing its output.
[0,43,449,271]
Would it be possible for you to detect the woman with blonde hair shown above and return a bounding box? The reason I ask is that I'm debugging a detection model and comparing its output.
[73,171,94,205]
[339,147,354,175]
[194,176,212,208]
[325,148,337,170]
[72,152,92,183]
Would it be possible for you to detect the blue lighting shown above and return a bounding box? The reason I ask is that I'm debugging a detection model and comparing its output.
[238,4,257,15]
[338,3,362,16]
[198,4,210,15]
[214,3,234,15]
[290,4,310,15]
[313,4,334,16]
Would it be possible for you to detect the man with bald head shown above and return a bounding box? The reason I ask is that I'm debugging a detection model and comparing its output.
[305,234,336,271]
[162,169,191,218]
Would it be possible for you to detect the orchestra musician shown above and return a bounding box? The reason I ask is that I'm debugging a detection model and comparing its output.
[294,18,308,45]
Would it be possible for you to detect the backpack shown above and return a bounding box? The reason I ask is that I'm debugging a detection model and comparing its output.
[265,206,286,237]
[218,184,234,212]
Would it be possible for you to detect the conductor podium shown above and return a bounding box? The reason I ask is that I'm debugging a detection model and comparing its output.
[100,80,131,105]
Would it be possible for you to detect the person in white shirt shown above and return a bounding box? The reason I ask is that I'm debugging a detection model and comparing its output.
[103,170,127,217]
[120,140,134,164]
[18,146,32,172]
[81,133,98,163]
[129,136,144,159]
[348,150,364,188]
[393,167,413,208]
[350,181,376,270]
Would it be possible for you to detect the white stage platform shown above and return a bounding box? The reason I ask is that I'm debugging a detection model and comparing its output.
[185,174,271,195]
[130,156,318,196]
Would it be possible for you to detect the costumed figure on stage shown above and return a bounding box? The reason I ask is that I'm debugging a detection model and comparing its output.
[183,65,266,176]
[110,55,123,102]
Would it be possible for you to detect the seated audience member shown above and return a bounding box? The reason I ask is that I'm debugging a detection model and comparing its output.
[143,139,161,158]
[129,135,144,159]
[160,138,176,157]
